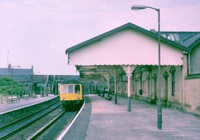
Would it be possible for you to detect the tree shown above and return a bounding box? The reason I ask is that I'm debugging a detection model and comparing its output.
[0,77,25,97]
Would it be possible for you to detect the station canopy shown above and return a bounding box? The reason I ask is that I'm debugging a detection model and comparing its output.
[66,23,188,81]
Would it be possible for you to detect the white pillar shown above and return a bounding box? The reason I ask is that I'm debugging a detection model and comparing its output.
[122,65,135,111]
[127,73,131,98]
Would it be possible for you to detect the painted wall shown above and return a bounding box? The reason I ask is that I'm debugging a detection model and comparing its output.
[184,79,200,113]
[69,29,183,66]
[183,44,200,114]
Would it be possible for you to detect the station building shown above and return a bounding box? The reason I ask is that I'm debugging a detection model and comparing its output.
[66,23,200,115]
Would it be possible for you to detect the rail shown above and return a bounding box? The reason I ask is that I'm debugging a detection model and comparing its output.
[0,102,61,139]
[27,110,65,140]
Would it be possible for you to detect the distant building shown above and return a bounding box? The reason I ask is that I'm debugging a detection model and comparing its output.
[0,64,80,96]
[32,75,80,95]
[0,64,34,95]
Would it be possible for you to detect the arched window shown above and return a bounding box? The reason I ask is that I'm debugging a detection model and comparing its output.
[135,77,139,98]
[139,70,143,95]
[163,71,169,106]
[132,73,135,92]
[147,75,151,98]
[170,66,176,96]
[153,73,157,100]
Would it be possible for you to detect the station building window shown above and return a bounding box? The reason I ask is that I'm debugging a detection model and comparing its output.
[143,80,146,95]
[139,71,143,95]
[170,66,176,96]
[134,78,139,97]
[189,45,200,75]
[163,71,169,105]
[147,75,151,98]
[132,73,135,93]
[153,73,157,100]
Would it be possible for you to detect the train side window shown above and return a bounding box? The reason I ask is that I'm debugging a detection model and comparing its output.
[68,85,74,94]
[75,85,80,94]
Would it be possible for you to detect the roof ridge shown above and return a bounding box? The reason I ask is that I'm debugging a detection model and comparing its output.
[161,31,200,33]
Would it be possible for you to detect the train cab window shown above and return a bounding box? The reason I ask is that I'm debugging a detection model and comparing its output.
[62,85,68,94]
[68,85,74,94]
[75,85,80,94]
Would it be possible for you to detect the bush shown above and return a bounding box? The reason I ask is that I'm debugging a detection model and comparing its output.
[0,77,25,96]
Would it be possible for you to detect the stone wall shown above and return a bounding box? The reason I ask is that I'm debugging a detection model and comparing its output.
[184,78,200,114]
[181,53,200,115]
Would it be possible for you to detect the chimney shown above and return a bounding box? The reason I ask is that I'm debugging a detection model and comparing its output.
[8,64,11,69]
[31,65,34,75]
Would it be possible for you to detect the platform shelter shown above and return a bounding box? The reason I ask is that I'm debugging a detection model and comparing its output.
[66,23,188,111]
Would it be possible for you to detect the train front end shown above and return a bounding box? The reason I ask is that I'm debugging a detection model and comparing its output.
[59,84,83,109]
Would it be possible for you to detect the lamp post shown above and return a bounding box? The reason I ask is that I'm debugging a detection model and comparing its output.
[131,5,162,129]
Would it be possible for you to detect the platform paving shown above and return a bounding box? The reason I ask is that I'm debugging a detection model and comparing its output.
[85,95,200,140]
[0,94,56,114]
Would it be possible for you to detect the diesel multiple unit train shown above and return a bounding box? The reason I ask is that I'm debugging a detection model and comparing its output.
[59,83,84,108]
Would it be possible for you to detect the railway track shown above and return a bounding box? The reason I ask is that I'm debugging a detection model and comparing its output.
[27,110,66,140]
[31,111,79,140]
[0,101,82,140]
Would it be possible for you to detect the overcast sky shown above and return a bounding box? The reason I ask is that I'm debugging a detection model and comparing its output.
[0,0,200,75]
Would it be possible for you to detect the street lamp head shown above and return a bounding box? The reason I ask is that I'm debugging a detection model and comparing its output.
[131,5,148,11]
[131,5,159,12]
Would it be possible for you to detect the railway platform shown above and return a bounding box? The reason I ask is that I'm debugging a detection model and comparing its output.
[0,94,56,114]
[63,94,200,140]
